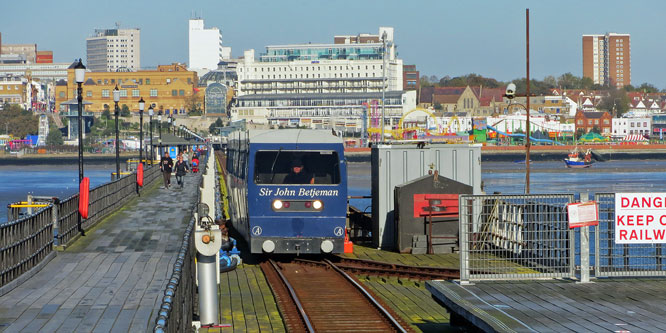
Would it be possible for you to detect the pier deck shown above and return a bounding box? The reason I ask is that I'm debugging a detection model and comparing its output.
[0,173,200,332]
[427,278,666,332]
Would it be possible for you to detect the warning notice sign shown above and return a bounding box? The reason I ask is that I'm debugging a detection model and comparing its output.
[615,193,666,244]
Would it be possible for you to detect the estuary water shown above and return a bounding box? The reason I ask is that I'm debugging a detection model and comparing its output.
[3,159,666,223]
[0,164,115,223]
[347,159,666,212]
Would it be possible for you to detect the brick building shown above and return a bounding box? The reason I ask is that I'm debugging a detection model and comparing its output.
[583,33,630,88]
[575,110,612,135]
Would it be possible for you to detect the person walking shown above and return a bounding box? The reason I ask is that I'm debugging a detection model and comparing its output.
[174,154,190,189]
[160,151,174,189]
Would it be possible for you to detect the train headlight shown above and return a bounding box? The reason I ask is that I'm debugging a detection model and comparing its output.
[262,240,276,253]
[312,200,323,210]
[272,200,283,210]
[321,240,334,253]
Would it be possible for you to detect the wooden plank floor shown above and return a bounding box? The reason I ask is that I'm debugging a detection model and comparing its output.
[359,275,463,333]
[427,278,666,332]
[0,173,201,333]
[340,244,461,268]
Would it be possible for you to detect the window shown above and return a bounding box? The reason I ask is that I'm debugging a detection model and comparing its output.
[59,91,65,98]
[172,90,177,96]
[119,90,127,97]
[102,89,110,97]
[146,79,151,85]
[604,119,609,125]
[594,119,599,125]
[86,91,92,97]
[150,89,157,97]
[132,89,140,97]
[179,90,185,96]
[253,151,341,185]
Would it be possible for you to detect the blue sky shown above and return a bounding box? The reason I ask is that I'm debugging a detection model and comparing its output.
[2,0,665,88]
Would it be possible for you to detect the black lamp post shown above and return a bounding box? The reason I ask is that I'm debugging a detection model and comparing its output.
[148,105,154,165]
[74,58,86,236]
[113,86,120,179]
[138,97,145,166]
[158,110,163,156]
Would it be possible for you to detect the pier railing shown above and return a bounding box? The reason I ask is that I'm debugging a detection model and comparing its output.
[459,194,575,282]
[57,165,161,245]
[154,149,210,332]
[0,165,161,290]
[0,205,54,290]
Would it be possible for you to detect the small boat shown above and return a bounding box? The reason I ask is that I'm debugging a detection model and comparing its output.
[563,148,593,168]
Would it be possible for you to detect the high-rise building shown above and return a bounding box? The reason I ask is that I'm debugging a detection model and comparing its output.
[582,33,630,88]
[188,19,230,75]
[86,27,140,72]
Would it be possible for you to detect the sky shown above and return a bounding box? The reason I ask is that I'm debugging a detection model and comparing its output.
[2,0,666,88]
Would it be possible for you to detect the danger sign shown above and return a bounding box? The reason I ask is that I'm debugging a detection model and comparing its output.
[615,193,666,244]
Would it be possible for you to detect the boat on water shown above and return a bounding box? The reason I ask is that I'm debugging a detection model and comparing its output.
[563,148,593,168]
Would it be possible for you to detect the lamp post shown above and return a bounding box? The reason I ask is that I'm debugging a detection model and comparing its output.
[158,110,163,156]
[148,106,154,165]
[74,58,86,236]
[380,31,387,143]
[113,86,120,179]
[138,97,145,166]
[168,115,173,136]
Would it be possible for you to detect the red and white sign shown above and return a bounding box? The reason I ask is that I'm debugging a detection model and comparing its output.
[615,193,666,244]
[567,201,598,228]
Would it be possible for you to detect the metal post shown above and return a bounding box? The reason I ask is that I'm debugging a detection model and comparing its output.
[77,81,85,236]
[525,8,531,194]
[27,194,33,215]
[139,111,143,166]
[52,198,59,246]
[579,192,591,283]
[115,102,120,179]
[381,32,387,143]
[197,253,219,325]
[149,115,153,165]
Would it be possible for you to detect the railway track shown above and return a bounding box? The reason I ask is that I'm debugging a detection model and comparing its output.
[261,258,411,332]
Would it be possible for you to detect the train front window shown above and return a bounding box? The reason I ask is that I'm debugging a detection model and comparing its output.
[254,151,341,185]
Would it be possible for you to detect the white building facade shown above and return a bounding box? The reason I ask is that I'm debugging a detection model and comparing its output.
[188,19,230,75]
[232,27,405,133]
[86,28,141,72]
[612,117,651,137]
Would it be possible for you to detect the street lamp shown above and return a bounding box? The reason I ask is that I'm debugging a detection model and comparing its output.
[168,114,173,136]
[148,105,154,165]
[74,58,86,236]
[138,97,145,166]
[158,110,163,156]
[113,85,120,179]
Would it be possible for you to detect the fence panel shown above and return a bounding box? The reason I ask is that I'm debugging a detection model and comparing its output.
[0,206,53,288]
[595,192,666,277]
[459,193,575,282]
[57,165,161,246]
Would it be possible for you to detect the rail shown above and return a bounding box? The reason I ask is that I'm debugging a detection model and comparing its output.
[0,165,161,290]
[153,148,210,332]
[459,193,575,282]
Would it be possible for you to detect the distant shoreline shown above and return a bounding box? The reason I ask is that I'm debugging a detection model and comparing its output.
[0,153,143,165]
[344,144,666,162]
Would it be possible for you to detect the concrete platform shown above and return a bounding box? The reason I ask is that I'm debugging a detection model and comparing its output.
[0,173,201,332]
[427,278,666,332]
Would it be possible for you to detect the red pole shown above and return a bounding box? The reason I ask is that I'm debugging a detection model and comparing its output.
[525,8,531,194]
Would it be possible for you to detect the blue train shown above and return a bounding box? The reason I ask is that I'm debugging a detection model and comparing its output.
[226,129,348,254]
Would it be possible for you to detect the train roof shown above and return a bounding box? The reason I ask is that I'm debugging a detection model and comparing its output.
[248,129,343,144]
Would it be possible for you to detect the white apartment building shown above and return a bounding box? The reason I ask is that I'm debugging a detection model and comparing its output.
[232,27,406,132]
[188,19,231,75]
[612,117,651,137]
[86,27,140,72]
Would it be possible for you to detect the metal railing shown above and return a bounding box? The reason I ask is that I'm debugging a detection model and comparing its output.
[594,192,666,277]
[459,194,575,282]
[57,165,161,245]
[0,205,53,288]
[0,165,161,289]
[154,148,210,332]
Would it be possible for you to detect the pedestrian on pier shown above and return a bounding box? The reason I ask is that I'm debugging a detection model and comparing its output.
[174,154,190,189]
[160,151,174,189]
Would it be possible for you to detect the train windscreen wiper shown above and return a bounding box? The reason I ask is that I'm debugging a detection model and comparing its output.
[269,148,281,183]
